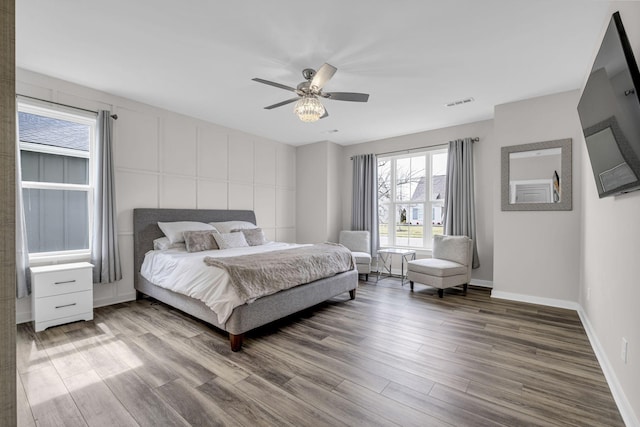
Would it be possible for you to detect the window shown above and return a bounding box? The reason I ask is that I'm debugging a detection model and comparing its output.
[378,147,448,249]
[18,102,96,257]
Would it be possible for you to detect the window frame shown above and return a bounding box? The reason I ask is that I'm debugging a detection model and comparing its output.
[378,146,448,251]
[17,101,97,262]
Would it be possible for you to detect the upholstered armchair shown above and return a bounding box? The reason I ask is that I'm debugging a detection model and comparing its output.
[407,235,473,298]
[339,230,372,281]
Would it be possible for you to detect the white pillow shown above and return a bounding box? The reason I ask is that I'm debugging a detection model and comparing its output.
[213,231,249,249]
[153,237,186,251]
[208,221,257,234]
[158,221,214,244]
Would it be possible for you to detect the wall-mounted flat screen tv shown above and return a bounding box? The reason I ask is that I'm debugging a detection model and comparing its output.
[578,11,640,197]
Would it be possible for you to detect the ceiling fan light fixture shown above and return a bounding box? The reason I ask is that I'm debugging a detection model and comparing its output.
[294,95,325,123]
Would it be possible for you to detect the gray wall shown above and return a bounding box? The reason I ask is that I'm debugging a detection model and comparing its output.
[578,3,640,423]
[296,140,344,244]
[296,142,329,244]
[1,0,17,423]
[493,90,583,303]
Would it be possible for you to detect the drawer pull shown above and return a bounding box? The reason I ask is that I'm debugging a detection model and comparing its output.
[55,303,77,309]
[54,280,76,285]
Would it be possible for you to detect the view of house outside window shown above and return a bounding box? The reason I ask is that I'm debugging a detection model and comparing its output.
[378,147,448,249]
[18,103,95,257]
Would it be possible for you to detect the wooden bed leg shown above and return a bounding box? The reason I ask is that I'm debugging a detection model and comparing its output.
[437,289,444,298]
[410,281,414,291]
[349,289,356,300]
[135,290,143,300]
[463,283,468,295]
[229,333,244,352]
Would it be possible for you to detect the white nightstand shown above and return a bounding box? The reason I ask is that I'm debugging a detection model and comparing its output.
[30,262,94,332]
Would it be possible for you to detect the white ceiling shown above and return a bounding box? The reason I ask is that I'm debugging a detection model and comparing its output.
[16,1,612,146]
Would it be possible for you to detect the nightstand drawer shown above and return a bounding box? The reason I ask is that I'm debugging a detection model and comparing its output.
[31,263,93,298]
[31,262,94,332]
[34,290,93,323]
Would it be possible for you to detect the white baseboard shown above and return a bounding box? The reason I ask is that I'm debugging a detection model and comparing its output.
[490,290,579,310]
[93,293,137,309]
[470,278,493,288]
[15,293,137,325]
[491,290,638,426]
[577,306,639,427]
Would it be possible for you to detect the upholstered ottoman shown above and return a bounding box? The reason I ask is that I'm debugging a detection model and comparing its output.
[407,235,473,298]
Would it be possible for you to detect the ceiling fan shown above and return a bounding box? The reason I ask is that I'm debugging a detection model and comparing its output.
[252,63,369,122]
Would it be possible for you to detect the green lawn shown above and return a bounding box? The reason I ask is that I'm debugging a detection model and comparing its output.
[379,223,443,238]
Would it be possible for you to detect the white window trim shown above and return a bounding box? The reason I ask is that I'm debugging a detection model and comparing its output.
[18,100,96,261]
[28,250,92,265]
[378,146,447,251]
[20,141,90,159]
[22,181,91,192]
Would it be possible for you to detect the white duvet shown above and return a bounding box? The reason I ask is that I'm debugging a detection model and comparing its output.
[140,242,306,325]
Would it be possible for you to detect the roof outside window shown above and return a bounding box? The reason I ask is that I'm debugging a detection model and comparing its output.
[18,112,90,152]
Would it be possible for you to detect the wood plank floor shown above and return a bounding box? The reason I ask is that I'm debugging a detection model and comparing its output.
[16,278,625,426]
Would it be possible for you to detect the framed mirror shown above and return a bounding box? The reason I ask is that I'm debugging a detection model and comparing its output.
[501,138,572,211]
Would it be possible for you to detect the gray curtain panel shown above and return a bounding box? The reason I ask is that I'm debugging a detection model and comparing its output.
[444,138,480,268]
[15,110,31,298]
[91,111,122,283]
[351,153,379,257]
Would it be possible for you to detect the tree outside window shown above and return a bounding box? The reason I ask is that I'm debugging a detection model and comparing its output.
[378,148,447,249]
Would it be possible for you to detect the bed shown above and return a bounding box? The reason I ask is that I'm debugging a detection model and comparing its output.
[133,208,358,351]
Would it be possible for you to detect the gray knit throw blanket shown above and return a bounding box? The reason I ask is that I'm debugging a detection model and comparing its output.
[204,243,354,302]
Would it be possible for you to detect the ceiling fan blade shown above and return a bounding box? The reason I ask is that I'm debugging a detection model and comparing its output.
[252,78,297,92]
[320,108,329,119]
[310,63,337,91]
[324,92,370,102]
[264,97,300,110]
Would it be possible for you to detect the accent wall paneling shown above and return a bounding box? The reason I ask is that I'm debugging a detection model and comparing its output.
[162,116,197,177]
[254,186,277,229]
[197,127,228,181]
[277,145,296,189]
[15,68,298,322]
[115,234,136,299]
[196,180,228,209]
[160,175,198,208]
[114,107,159,172]
[228,183,254,210]
[228,133,255,183]
[255,138,278,185]
[115,170,159,233]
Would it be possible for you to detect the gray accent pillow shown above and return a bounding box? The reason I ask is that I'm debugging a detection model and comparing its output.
[183,230,219,253]
[213,231,249,249]
[234,228,267,246]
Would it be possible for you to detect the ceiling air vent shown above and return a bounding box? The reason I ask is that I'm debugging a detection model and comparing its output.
[445,97,475,107]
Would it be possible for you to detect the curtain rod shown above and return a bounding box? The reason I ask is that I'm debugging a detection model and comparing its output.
[16,94,118,120]
[351,137,479,160]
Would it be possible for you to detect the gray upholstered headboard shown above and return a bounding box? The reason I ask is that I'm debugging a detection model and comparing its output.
[133,208,256,288]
